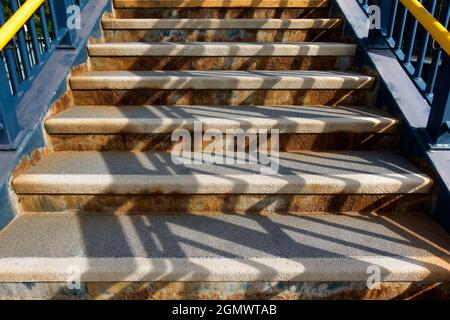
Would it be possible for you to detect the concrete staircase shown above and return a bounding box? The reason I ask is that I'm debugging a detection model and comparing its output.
[1,0,450,299]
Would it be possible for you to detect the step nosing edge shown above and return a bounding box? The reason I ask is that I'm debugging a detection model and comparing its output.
[0,256,448,282]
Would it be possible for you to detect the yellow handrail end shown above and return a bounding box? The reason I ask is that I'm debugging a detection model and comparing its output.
[0,0,46,51]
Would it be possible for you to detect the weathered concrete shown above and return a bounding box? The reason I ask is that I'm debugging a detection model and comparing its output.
[102,18,342,30]
[13,151,432,195]
[45,105,397,134]
[113,7,330,19]
[70,71,375,90]
[48,132,396,152]
[89,55,354,71]
[87,42,356,57]
[113,0,330,8]
[72,88,372,106]
[17,193,431,214]
[1,0,446,302]
[1,281,450,300]
[102,29,342,42]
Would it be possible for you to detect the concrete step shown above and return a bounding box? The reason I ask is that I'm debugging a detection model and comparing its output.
[101,19,342,42]
[11,151,433,195]
[71,71,375,106]
[112,7,329,19]
[113,0,330,8]
[13,151,432,214]
[70,71,375,90]
[1,213,449,298]
[45,105,398,151]
[46,105,396,134]
[102,18,342,30]
[88,42,356,71]
[88,42,357,57]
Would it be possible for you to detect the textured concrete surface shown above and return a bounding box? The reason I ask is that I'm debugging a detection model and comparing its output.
[13,151,432,195]
[0,214,449,282]
[70,71,375,90]
[72,88,370,106]
[113,7,330,19]
[102,29,342,43]
[88,42,356,57]
[89,55,354,71]
[17,193,432,215]
[2,281,450,300]
[102,18,341,29]
[45,105,397,134]
[48,132,396,152]
[113,0,330,8]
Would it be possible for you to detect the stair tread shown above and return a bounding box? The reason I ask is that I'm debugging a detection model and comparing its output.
[70,70,375,90]
[45,105,397,134]
[113,0,329,8]
[88,42,357,56]
[13,151,432,195]
[0,213,449,282]
[102,18,342,29]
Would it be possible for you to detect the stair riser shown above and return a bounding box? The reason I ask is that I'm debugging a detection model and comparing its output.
[73,89,373,106]
[112,0,330,7]
[102,29,342,43]
[49,133,396,152]
[113,8,330,19]
[89,56,354,71]
[2,281,449,300]
[17,193,432,215]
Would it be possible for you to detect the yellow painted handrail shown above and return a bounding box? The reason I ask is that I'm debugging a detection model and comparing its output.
[400,0,450,55]
[0,0,45,50]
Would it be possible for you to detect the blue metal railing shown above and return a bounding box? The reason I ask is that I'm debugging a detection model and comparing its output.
[357,0,450,149]
[0,0,88,149]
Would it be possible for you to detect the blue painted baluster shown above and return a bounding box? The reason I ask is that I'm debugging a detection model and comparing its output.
[27,14,41,65]
[427,55,450,148]
[47,0,60,41]
[38,5,51,52]
[8,0,31,79]
[394,4,408,54]
[0,56,21,148]
[0,3,20,94]
[386,0,399,46]
[414,0,438,79]
[403,0,423,70]
[425,1,450,101]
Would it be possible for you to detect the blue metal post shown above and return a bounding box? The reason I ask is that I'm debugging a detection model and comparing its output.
[426,54,450,149]
[50,0,79,48]
[366,0,393,48]
[0,56,22,149]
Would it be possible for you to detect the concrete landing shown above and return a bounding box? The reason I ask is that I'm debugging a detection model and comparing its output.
[0,213,449,282]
